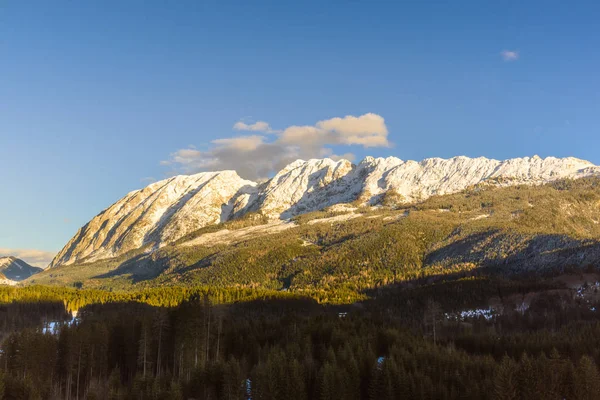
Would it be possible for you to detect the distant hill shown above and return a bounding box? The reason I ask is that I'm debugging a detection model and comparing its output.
[0,256,43,284]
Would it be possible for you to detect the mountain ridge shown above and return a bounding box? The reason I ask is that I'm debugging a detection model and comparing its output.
[49,155,600,268]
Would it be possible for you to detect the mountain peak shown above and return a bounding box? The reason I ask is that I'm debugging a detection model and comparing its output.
[0,257,43,283]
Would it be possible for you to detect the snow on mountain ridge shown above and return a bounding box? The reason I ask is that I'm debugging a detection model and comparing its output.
[0,257,43,283]
[0,256,19,269]
[49,155,600,268]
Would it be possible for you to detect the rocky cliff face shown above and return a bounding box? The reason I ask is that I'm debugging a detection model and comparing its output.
[50,155,600,267]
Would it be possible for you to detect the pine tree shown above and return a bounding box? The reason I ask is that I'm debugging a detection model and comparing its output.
[340,354,361,400]
[516,352,536,400]
[424,299,442,345]
[0,370,5,400]
[547,348,566,398]
[575,355,600,400]
[318,362,337,400]
[368,361,383,400]
[381,358,400,400]
[222,357,244,400]
[288,358,307,400]
[494,356,517,400]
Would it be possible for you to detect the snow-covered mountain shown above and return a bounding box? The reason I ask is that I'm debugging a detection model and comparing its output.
[49,155,600,268]
[0,256,43,284]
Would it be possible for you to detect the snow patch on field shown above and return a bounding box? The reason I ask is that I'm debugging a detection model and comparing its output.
[384,211,409,221]
[445,308,495,321]
[307,213,360,225]
[181,220,296,247]
[327,204,357,213]
[470,214,491,221]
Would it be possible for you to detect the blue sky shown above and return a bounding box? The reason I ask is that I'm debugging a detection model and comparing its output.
[1,1,599,266]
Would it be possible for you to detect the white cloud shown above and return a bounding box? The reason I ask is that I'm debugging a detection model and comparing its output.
[279,114,390,149]
[166,140,295,180]
[316,113,389,147]
[163,113,390,180]
[500,50,519,61]
[278,125,323,145]
[233,120,277,133]
[212,135,266,151]
[0,248,56,269]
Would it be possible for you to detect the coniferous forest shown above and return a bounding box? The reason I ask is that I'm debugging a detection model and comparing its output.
[1,278,600,399]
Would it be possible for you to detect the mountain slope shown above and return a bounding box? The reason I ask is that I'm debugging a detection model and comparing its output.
[29,177,600,300]
[49,155,600,268]
[0,257,43,284]
[50,171,257,267]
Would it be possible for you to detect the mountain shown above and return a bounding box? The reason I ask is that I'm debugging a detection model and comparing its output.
[31,174,600,298]
[49,155,600,268]
[0,257,43,284]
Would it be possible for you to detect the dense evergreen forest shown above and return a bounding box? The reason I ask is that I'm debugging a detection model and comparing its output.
[2,278,600,399]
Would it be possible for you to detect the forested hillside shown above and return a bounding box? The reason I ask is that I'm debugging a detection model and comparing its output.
[28,177,600,304]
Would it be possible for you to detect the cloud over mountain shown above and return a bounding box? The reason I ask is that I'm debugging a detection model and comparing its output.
[163,113,390,180]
